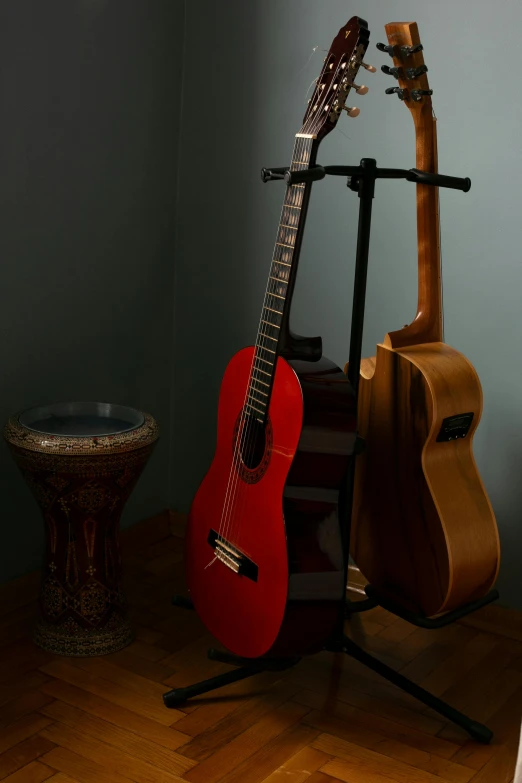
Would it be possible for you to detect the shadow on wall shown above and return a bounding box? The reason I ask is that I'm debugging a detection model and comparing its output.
[0,0,184,584]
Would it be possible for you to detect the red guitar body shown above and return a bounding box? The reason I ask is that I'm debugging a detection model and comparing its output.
[185,347,356,659]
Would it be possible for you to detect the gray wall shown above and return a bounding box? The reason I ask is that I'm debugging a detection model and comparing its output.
[172,0,522,609]
[0,1,184,584]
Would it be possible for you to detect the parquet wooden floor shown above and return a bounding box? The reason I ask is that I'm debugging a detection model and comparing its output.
[1,512,521,783]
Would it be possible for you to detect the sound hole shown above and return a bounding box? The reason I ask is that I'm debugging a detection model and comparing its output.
[240,413,266,470]
[233,410,273,484]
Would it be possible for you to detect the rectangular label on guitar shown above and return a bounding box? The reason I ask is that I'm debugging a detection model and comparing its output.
[436,412,474,442]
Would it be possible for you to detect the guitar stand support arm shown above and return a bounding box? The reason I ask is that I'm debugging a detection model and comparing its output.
[262,161,471,192]
[164,158,496,747]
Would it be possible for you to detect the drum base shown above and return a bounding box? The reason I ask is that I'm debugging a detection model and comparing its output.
[33,612,134,656]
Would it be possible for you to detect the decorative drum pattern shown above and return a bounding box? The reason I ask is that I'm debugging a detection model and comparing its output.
[4,403,159,656]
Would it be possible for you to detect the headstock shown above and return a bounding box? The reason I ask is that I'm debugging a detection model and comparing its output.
[377,22,433,114]
[298,17,372,140]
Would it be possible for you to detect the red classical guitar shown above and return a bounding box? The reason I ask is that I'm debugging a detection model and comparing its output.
[185,18,371,659]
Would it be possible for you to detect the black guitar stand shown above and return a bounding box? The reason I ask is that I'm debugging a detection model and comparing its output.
[163,158,499,745]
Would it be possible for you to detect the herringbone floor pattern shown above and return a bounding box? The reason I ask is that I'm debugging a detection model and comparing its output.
[1,513,521,783]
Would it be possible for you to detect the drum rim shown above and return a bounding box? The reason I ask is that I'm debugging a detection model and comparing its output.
[4,409,158,456]
[18,401,145,437]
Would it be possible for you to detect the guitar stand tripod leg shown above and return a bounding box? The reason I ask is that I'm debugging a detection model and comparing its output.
[163,596,300,707]
[163,664,265,708]
[326,634,493,744]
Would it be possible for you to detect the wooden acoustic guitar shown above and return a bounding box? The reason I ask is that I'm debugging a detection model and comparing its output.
[347,22,500,617]
[185,18,371,658]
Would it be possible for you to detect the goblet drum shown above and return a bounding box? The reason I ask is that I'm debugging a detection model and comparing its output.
[3,402,159,656]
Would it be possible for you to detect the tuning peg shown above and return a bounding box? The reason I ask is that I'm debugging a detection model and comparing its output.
[411,88,433,102]
[405,64,428,79]
[381,64,402,79]
[361,61,376,73]
[343,106,360,117]
[376,41,424,58]
[385,86,406,100]
[401,43,424,57]
[376,42,396,56]
[352,83,368,95]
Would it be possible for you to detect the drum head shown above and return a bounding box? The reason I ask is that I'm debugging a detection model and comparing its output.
[18,402,145,437]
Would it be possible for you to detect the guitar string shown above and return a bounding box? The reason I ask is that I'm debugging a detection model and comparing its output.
[224,52,361,551]
[218,136,313,551]
[222,69,338,551]
[218,54,351,555]
[228,137,312,550]
[214,147,305,555]
[230,51,352,532]
[218,136,311,552]
[219,55,350,553]
[221,69,340,551]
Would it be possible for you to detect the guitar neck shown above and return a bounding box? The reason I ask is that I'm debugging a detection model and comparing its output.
[245,137,317,423]
[384,24,443,350]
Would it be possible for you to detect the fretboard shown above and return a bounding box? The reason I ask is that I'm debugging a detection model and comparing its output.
[244,137,314,422]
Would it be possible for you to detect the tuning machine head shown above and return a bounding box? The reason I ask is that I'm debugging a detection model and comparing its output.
[381,64,402,79]
[376,41,423,58]
[360,61,376,73]
[405,64,428,79]
[343,106,360,118]
[411,88,433,102]
[385,86,406,101]
[376,42,395,56]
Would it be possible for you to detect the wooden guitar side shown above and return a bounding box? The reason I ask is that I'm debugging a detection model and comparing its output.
[350,344,500,616]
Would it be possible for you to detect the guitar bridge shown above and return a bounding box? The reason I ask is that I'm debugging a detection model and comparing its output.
[207,529,258,582]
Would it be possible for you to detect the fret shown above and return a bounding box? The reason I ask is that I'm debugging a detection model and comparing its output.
[270,276,288,284]
[257,344,276,354]
[259,333,277,342]
[280,224,297,230]
[273,260,290,267]
[247,392,269,411]
[262,313,282,329]
[247,393,266,408]
[266,292,285,300]
[256,357,274,366]
[292,160,309,165]
[264,306,283,315]
[283,204,301,209]
[276,242,294,249]
[261,319,280,328]
[246,401,265,418]
[278,228,296,241]
[251,386,268,396]
[252,376,270,387]
[254,368,271,377]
